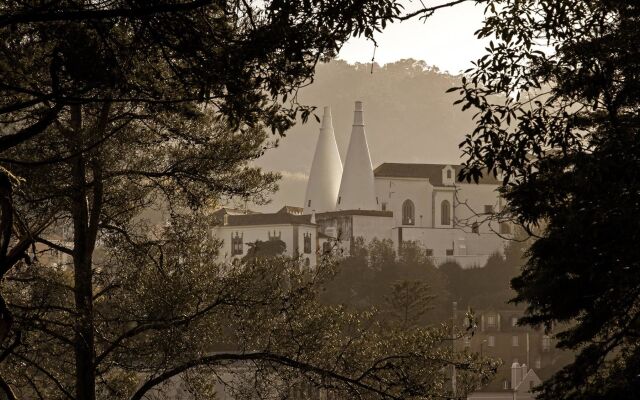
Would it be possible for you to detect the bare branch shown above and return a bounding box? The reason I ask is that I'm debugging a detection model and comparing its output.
[398,0,471,21]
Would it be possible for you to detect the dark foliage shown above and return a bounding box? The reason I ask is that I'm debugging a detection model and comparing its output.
[453,1,640,398]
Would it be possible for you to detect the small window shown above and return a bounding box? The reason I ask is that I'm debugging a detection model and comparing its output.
[231,232,243,256]
[488,336,495,347]
[472,222,479,233]
[484,205,495,214]
[535,358,541,369]
[441,200,451,225]
[381,202,387,211]
[512,335,519,347]
[322,242,331,254]
[402,199,415,225]
[529,380,534,389]
[425,248,434,257]
[542,335,551,351]
[308,200,311,207]
[446,248,454,256]
[447,169,452,179]
[487,315,496,328]
[303,233,312,254]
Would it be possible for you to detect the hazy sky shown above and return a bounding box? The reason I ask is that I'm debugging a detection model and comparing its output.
[338,1,487,74]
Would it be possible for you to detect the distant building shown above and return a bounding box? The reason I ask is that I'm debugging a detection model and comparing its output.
[213,211,317,267]
[459,309,573,399]
[214,101,510,268]
[467,361,542,400]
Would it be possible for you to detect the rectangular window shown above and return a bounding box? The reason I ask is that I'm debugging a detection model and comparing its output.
[381,202,387,211]
[303,233,312,254]
[512,335,519,347]
[488,336,495,347]
[542,335,551,351]
[487,315,496,328]
[231,232,243,256]
[308,200,311,207]
[484,205,495,214]
[446,248,454,256]
[425,248,434,257]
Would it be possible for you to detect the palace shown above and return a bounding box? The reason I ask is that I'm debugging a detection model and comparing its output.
[214,101,509,268]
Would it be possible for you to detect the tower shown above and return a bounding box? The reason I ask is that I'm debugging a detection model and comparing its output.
[336,101,377,210]
[303,106,343,214]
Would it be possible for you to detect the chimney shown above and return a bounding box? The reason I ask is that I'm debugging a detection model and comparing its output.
[521,363,528,377]
[336,101,377,211]
[511,360,522,389]
[303,106,343,214]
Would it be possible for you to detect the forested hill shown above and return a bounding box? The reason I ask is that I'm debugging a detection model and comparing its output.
[253,59,475,211]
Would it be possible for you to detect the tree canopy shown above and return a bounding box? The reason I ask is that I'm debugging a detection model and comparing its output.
[454,1,640,398]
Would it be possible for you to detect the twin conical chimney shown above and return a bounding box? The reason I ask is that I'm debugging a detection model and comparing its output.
[336,101,377,211]
[303,106,343,214]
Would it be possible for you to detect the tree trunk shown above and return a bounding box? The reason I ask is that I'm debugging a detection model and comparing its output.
[69,104,96,400]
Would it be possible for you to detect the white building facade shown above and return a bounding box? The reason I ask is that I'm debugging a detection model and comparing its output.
[214,101,510,268]
[214,209,317,267]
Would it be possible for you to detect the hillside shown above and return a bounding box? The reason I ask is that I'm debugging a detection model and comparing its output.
[253,59,477,211]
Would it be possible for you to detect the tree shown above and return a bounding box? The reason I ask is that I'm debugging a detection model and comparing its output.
[2,212,495,400]
[384,280,435,330]
[454,1,640,398]
[243,239,287,261]
[0,0,406,357]
[322,239,451,324]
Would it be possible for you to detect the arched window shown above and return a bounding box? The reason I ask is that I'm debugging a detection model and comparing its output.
[441,200,451,226]
[402,199,415,225]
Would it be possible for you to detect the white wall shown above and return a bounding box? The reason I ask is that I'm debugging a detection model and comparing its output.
[352,215,394,243]
[397,227,506,269]
[455,183,503,234]
[375,177,434,227]
[214,224,317,266]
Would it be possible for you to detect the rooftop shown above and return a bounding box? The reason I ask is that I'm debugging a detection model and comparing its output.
[373,163,501,186]
[223,213,314,227]
[316,210,393,218]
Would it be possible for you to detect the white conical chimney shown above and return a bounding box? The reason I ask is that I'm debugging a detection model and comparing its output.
[336,101,377,211]
[303,106,343,214]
